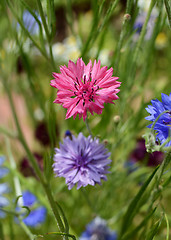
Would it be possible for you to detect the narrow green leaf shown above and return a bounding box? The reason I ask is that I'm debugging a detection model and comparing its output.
[121,208,157,240]
[164,214,169,240]
[0,222,4,240]
[45,232,76,240]
[56,202,69,234]
[145,217,163,240]
[164,0,171,29]
[120,166,159,236]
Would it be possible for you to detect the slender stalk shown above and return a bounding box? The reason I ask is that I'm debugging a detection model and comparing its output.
[2,79,65,234]
[0,126,17,139]
[36,0,56,70]
[151,110,170,131]
[132,0,156,65]
[6,0,47,59]
[85,117,93,136]
[6,138,24,206]
[113,0,133,69]
[164,0,171,29]
[81,188,96,214]
[36,0,50,42]
[19,220,36,240]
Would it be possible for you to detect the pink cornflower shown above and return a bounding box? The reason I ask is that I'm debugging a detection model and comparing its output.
[50,58,121,120]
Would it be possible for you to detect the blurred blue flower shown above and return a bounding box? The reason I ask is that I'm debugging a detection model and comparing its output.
[133,11,157,41]
[53,133,111,190]
[17,10,42,35]
[80,217,117,240]
[0,156,10,218]
[17,191,47,227]
[145,93,171,147]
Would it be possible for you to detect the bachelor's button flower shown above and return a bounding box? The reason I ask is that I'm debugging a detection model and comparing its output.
[80,217,117,240]
[53,132,111,190]
[17,191,46,227]
[0,156,10,218]
[50,58,121,120]
[145,93,171,147]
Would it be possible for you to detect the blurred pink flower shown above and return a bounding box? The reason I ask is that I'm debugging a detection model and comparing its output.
[50,58,121,120]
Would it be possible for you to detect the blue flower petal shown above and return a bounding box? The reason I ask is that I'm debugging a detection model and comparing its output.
[23,207,47,227]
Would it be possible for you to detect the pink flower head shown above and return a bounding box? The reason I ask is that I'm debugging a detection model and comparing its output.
[50,58,121,120]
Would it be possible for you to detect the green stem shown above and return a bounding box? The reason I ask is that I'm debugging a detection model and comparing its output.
[164,0,171,29]
[6,0,48,59]
[5,138,24,206]
[81,188,96,214]
[19,220,36,240]
[151,110,170,131]
[0,126,17,139]
[36,0,50,42]
[132,0,156,65]
[2,79,65,234]
[36,0,56,70]
[85,117,93,136]
[113,0,133,69]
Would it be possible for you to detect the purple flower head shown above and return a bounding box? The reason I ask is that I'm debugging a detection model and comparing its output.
[53,133,111,190]
[17,191,46,227]
[80,217,117,240]
[145,93,171,147]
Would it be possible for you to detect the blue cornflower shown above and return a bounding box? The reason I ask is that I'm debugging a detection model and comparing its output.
[17,10,42,35]
[0,156,10,218]
[17,191,47,227]
[145,93,171,147]
[80,217,117,240]
[53,133,111,190]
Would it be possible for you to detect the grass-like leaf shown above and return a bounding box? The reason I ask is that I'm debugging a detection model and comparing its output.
[120,166,159,237]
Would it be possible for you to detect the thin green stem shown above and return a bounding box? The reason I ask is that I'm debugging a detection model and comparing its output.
[85,117,93,136]
[36,0,50,42]
[132,0,156,64]
[2,79,65,234]
[0,126,17,139]
[6,0,48,59]
[113,0,133,69]
[81,188,96,214]
[164,0,171,29]
[36,0,56,70]
[151,110,170,131]
[5,138,24,206]
[19,220,36,240]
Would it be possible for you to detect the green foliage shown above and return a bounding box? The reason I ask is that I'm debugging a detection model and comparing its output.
[0,0,171,239]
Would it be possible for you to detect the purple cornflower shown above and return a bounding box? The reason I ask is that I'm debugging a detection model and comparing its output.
[17,191,46,227]
[53,133,111,190]
[79,217,117,240]
[145,93,171,147]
